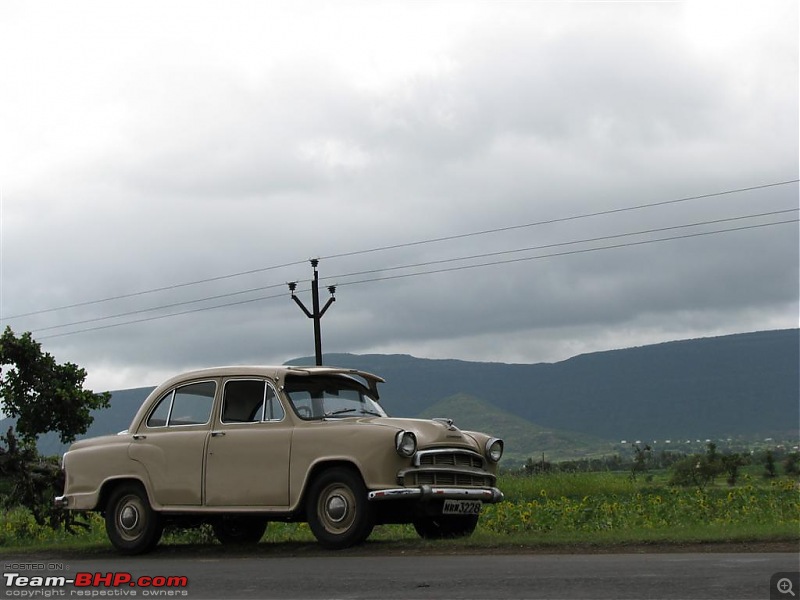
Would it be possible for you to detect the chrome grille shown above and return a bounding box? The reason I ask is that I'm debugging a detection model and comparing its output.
[399,448,494,488]
[415,449,484,469]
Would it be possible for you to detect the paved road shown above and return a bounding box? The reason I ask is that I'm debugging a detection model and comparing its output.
[2,551,797,599]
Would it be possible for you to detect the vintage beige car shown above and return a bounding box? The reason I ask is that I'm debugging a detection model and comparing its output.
[56,365,504,554]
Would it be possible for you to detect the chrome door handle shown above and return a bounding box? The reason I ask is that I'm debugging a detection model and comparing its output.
[211,431,226,437]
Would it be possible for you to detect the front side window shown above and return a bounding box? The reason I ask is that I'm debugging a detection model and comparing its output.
[283,375,387,420]
[222,379,285,423]
[146,381,215,427]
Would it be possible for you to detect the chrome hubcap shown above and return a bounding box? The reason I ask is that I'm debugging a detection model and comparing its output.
[120,505,139,531]
[325,494,348,522]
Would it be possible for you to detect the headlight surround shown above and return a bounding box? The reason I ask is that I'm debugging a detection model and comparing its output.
[395,430,417,457]
[485,438,504,463]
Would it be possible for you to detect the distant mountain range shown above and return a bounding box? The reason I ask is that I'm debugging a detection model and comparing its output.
[4,329,797,461]
[319,329,799,440]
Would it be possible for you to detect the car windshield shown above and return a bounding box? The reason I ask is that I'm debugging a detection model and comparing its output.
[283,374,388,420]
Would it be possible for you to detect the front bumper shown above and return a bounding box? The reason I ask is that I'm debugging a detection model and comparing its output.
[368,485,504,503]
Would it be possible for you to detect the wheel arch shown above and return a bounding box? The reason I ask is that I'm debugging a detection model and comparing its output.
[296,459,365,517]
[96,477,153,513]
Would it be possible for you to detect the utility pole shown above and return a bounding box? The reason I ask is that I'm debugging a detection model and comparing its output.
[288,259,336,366]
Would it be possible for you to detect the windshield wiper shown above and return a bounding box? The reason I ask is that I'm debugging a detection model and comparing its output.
[324,408,357,417]
[360,409,383,417]
[324,408,384,418]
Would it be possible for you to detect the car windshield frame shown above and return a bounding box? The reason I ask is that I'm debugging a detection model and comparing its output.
[282,374,388,420]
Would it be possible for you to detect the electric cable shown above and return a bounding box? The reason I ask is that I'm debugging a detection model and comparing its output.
[5,178,797,321]
[36,216,798,339]
[32,209,795,334]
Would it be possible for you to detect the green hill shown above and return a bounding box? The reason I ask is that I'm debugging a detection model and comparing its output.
[418,393,613,463]
[304,329,799,441]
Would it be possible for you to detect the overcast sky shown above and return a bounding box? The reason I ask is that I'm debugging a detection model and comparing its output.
[1,0,798,393]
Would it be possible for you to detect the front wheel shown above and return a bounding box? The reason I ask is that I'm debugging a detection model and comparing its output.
[212,516,268,545]
[413,514,479,539]
[306,467,374,549]
[105,483,163,555]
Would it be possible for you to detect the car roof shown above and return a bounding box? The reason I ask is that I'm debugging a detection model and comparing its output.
[156,365,385,390]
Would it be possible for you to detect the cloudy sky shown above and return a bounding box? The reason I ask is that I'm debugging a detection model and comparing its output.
[1,0,797,393]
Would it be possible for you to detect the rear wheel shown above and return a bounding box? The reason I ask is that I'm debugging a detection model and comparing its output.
[212,515,268,545]
[105,483,163,555]
[413,514,479,539]
[306,467,374,549]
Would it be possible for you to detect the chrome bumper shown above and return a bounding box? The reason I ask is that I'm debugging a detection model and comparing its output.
[54,495,69,508]
[368,485,504,503]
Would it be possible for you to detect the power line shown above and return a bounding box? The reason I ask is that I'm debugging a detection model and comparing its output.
[2,259,308,320]
[4,178,797,321]
[319,179,800,262]
[38,290,290,340]
[332,218,799,289]
[36,216,798,340]
[31,282,288,333]
[323,209,798,283]
[30,208,795,334]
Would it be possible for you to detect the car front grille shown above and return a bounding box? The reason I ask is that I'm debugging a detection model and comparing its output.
[398,448,495,488]
[416,449,484,469]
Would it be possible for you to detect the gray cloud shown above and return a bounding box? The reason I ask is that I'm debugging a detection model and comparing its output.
[0,1,797,392]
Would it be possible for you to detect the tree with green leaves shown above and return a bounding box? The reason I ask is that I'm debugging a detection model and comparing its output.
[629,444,652,481]
[1,327,111,445]
[0,326,110,530]
[668,442,724,489]
[783,452,800,476]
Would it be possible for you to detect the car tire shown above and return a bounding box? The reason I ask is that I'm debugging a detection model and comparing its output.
[105,483,163,555]
[212,516,268,545]
[413,514,479,539]
[306,467,374,549]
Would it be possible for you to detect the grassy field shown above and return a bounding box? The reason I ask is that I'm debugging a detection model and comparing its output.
[1,471,797,553]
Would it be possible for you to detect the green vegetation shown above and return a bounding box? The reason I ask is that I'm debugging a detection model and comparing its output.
[1,470,796,554]
[0,327,109,532]
[481,472,798,542]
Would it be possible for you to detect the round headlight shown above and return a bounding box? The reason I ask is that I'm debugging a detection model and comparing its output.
[485,438,504,463]
[395,430,417,457]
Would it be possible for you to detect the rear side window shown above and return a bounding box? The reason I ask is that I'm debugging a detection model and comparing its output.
[146,381,216,427]
[222,379,284,423]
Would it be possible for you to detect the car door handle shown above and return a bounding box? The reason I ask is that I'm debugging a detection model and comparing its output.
[211,431,226,437]
[132,434,146,440]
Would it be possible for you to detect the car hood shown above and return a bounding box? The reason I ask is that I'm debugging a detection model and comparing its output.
[349,416,481,451]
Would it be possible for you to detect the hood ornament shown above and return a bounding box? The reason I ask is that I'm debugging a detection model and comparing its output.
[433,417,456,430]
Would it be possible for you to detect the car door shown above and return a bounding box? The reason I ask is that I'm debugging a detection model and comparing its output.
[128,380,216,506]
[204,378,292,507]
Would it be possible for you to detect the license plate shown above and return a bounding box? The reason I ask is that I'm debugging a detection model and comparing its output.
[442,499,482,515]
